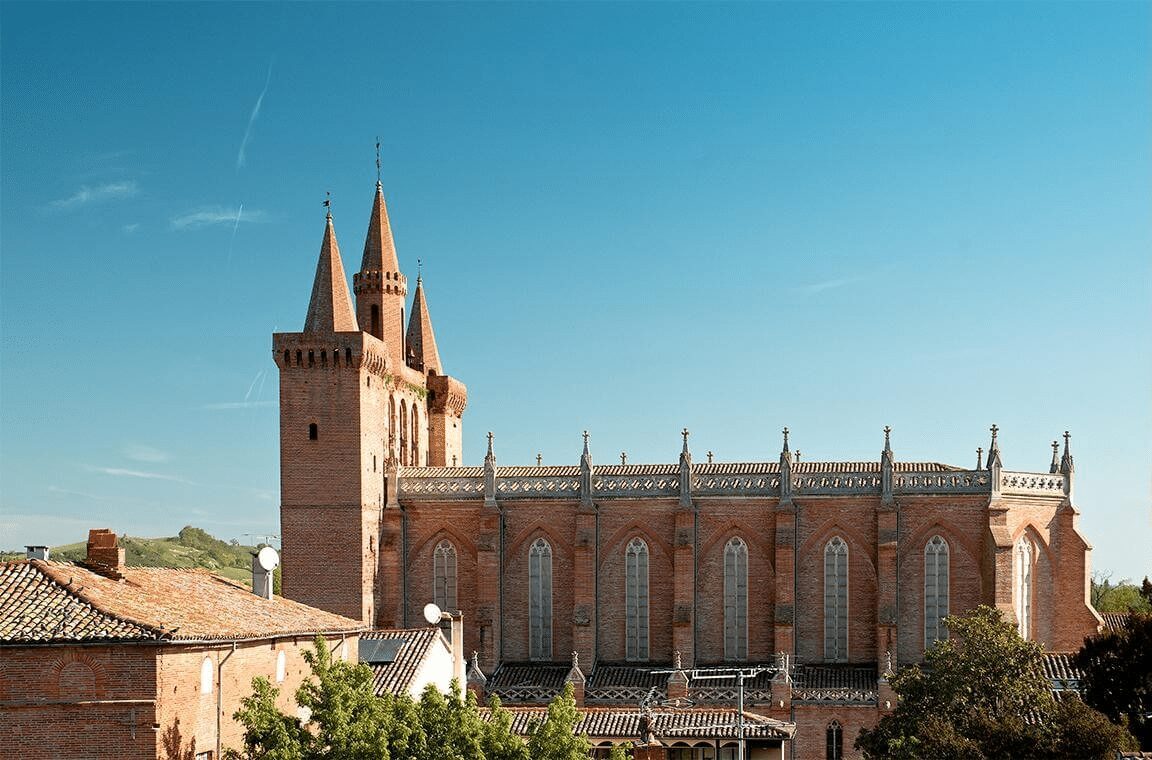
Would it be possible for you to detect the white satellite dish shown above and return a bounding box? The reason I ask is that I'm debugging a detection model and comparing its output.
[423,602,443,625]
[257,546,280,571]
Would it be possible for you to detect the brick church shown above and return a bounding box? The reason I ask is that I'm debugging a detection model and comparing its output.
[273,179,1103,759]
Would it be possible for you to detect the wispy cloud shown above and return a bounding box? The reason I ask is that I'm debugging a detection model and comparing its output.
[51,181,138,210]
[170,205,265,230]
[123,444,169,463]
[201,400,275,410]
[797,276,861,295]
[83,465,190,483]
[237,61,273,171]
[122,223,140,235]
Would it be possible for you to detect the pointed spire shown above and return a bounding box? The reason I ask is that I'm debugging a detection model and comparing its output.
[467,651,487,690]
[880,426,895,507]
[360,180,401,275]
[779,427,794,506]
[1049,440,1060,474]
[580,431,594,510]
[987,424,1002,470]
[976,447,983,470]
[304,212,359,333]
[405,274,443,373]
[483,432,497,508]
[678,428,693,509]
[1060,431,1074,475]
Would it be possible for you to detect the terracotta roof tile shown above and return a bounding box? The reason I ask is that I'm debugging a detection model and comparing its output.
[360,628,446,696]
[1101,612,1130,631]
[0,560,364,643]
[482,706,794,741]
[487,662,570,703]
[1042,653,1083,683]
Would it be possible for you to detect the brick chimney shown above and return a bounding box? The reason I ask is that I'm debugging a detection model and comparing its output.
[85,529,125,579]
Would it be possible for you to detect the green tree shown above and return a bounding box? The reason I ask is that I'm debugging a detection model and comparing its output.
[526,683,592,760]
[479,695,530,760]
[856,605,1135,759]
[224,678,308,760]
[1075,613,1152,749]
[1093,573,1152,614]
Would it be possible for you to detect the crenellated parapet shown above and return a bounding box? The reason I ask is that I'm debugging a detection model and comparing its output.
[273,331,392,378]
[427,373,467,417]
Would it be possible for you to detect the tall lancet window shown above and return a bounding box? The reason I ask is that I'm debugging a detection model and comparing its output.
[1014,536,1033,638]
[411,406,420,467]
[433,540,458,613]
[528,538,553,660]
[399,400,408,466]
[625,538,650,661]
[724,537,749,661]
[824,536,849,662]
[388,396,397,459]
[924,536,950,648]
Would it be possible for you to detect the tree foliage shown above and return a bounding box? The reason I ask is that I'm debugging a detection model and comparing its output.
[1092,573,1152,614]
[856,606,1136,759]
[226,637,619,760]
[1075,612,1152,749]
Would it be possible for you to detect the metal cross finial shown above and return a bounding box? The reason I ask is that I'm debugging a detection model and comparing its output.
[990,424,999,441]
[536,453,542,466]
[620,452,627,465]
[417,258,422,284]
[707,451,714,464]
[782,427,790,448]
[884,425,891,440]
[375,136,382,185]
[795,450,801,462]
[486,431,494,455]
[571,651,580,669]
[682,428,689,441]
[583,430,589,445]
[1063,430,1071,444]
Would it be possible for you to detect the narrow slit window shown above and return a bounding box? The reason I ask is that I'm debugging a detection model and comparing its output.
[625,537,650,661]
[528,538,553,660]
[724,537,749,661]
[924,535,950,648]
[824,536,848,662]
[308,423,318,441]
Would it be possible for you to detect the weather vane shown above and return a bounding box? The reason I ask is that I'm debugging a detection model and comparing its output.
[375,136,382,184]
[323,191,331,216]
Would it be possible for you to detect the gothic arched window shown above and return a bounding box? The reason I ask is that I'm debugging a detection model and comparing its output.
[1015,536,1033,638]
[529,538,553,660]
[388,395,397,459]
[411,405,420,467]
[625,537,649,661]
[924,535,950,648]
[826,720,843,760]
[399,400,408,466]
[824,536,849,662]
[433,540,458,613]
[724,537,749,661]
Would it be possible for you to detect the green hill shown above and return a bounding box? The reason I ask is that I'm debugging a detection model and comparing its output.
[3,526,268,586]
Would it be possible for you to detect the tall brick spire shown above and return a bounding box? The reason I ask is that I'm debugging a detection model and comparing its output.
[354,181,408,365]
[405,274,442,373]
[304,213,358,333]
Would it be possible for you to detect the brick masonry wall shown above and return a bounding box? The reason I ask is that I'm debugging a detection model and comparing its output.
[791,703,878,760]
[0,644,159,759]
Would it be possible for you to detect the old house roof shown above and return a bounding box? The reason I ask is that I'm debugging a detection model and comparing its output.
[0,560,364,644]
[1100,612,1130,631]
[405,460,966,479]
[360,627,447,696]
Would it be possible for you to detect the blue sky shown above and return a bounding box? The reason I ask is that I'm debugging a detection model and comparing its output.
[1,2,1148,581]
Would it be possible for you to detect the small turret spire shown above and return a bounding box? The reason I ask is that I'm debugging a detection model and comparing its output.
[303,210,358,333]
[976,447,983,470]
[880,425,895,507]
[405,272,442,373]
[1060,431,1074,475]
[681,428,690,456]
[782,426,790,454]
[1049,440,1060,474]
[987,424,1002,470]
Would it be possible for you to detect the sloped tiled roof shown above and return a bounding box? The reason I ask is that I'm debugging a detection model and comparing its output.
[361,627,446,696]
[487,662,571,703]
[483,706,794,741]
[587,663,672,690]
[405,461,964,478]
[0,560,365,644]
[1101,612,1130,631]
[1042,653,1083,683]
[792,664,878,703]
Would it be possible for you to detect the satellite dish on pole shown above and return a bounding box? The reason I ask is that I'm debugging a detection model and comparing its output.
[423,602,443,625]
[257,546,280,571]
